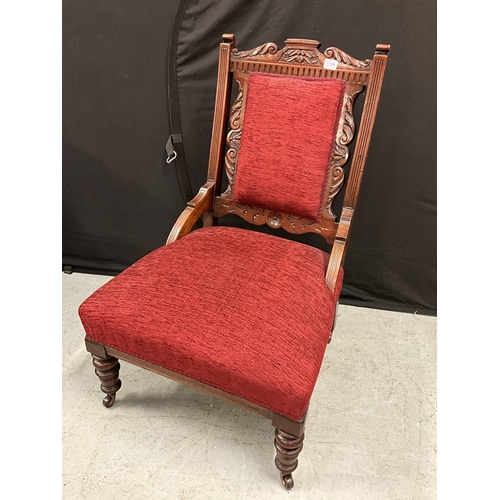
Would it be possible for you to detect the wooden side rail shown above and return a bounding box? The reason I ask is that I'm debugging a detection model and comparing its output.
[166,181,215,244]
[325,207,353,292]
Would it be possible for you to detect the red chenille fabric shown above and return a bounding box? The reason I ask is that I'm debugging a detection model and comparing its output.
[79,227,344,421]
[233,73,346,221]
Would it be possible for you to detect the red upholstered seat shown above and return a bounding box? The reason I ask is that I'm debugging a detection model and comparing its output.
[79,226,343,421]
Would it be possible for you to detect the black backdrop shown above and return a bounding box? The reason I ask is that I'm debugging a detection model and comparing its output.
[63,0,436,315]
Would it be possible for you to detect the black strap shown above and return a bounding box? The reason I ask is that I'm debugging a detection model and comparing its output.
[166,0,194,204]
[165,133,182,164]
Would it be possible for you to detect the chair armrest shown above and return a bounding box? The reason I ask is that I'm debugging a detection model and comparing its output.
[325,207,353,292]
[166,181,215,244]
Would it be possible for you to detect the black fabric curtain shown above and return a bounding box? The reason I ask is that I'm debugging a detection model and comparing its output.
[63,0,437,314]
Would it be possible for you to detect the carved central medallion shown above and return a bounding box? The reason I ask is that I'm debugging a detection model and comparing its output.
[278,49,319,65]
[267,212,282,228]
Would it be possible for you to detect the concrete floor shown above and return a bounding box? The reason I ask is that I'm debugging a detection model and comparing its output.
[63,272,436,500]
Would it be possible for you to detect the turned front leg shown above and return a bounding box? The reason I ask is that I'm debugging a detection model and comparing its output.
[274,427,305,490]
[92,354,122,408]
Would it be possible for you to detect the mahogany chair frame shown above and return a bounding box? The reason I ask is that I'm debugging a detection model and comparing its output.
[85,34,389,490]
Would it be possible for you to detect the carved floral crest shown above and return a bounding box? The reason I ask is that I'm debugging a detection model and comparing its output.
[232,38,371,69]
[278,49,319,65]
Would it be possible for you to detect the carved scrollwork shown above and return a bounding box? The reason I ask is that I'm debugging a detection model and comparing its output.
[224,78,244,194]
[232,42,278,59]
[216,200,337,242]
[218,201,267,225]
[327,94,358,216]
[324,47,371,68]
[338,95,356,146]
[278,49,319,65]
[285,214,333,238]
[231,39,371,73]
[327,162,346,218]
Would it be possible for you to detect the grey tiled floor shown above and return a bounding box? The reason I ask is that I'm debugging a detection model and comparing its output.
[63,273,436,499]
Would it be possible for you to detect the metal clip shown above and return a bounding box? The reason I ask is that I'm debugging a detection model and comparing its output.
[166,150,177,163]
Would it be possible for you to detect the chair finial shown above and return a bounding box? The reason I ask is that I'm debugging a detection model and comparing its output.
[375,43,390,54]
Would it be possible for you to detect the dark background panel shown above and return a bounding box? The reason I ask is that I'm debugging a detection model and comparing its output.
[175,0,436,314]
[63,0,436,314]
[62,0,185,272]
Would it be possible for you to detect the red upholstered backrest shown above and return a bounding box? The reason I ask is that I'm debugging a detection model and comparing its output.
[233,73,346,221]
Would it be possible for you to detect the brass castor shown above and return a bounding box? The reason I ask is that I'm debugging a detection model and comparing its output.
[280,473,294,490]
[102,394,116,408]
